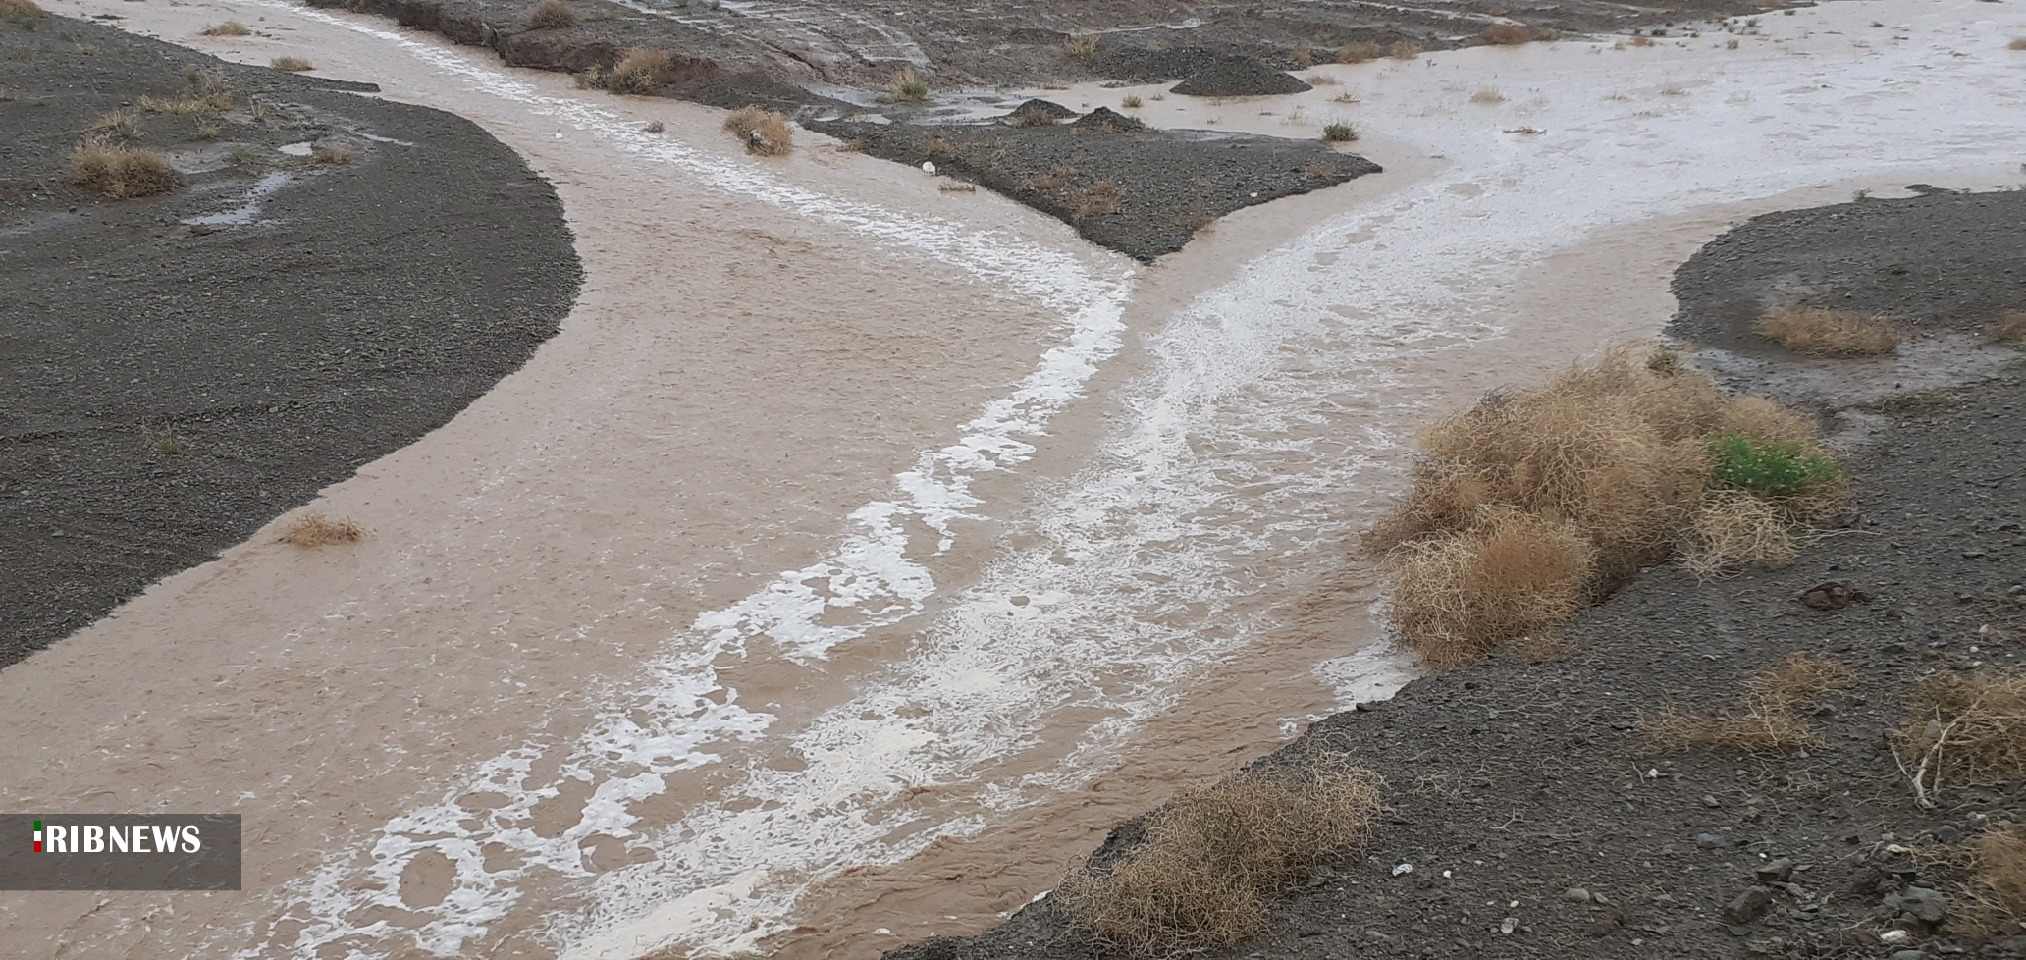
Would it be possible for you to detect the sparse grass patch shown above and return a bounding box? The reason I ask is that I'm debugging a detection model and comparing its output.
[1861,387,1960,414]
[1056,756,1383,958]
[1075,180,1120,218]
[578,46,676,94]
[889,66,929,102]
[1641,655,1850,754]
[143,425,186,456]
[200,20,250,36]
[270,55,313,72]
[1121,94,1143,109]
[69,138,180,198]
[1469,86,1505,104]
[1680,488,1796,575]
[1629,34,1655,46]
[1756,304,1901,356]
[722,105,792,156]
[528,0,577,29]
[1063,33,1098,58]
[312,144,353,164]
[1707,431,1842,500]
[89,108,141,139]
[1320,121,1357,142]
[1894,670,2026,805]
[1480,23,1532,45]
[1388,40,1422,60]
[1986,310,2026,346]
[1957,826,2026,935]
[1337,41,1382,63]
[280,511,364,547]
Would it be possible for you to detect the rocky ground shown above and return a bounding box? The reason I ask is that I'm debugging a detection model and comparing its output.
[0,14,579,667]
[887,192,2026,959]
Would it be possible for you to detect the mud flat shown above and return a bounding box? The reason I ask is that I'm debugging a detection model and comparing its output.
[0,14,580,666]
[889,190,2026,959]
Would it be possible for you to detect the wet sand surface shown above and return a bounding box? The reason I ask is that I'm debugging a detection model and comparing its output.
[4,0,2025,957]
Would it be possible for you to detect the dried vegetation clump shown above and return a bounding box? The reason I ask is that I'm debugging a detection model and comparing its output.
[1055,756,1383,957]
[528,0,577,29]
[280,511,364,547]
[69,139,181,198]
[1894,669,2026,806]
[1756,304,1902,356]
[579,47,679,94]
[722,106,792,156]
[1640,654,1855,754]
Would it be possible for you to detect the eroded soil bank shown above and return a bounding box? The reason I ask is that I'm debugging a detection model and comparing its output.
[0,14,579,666]
[889,191,2026,960]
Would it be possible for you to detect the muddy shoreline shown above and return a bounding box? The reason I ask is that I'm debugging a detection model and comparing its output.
[887,192,2026,960]
[0,15,580,667]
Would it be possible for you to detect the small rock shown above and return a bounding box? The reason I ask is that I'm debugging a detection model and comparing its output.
[1799,581,1870,611]
[1696,833,1727,849]
[642,120,665,133]
[1890,951,1926,960]
[1723,886,1773,924]
[1886,886,1948,925]
[1563,887,1592,903]
[1702,795,1721,808]
[1755,859,1796,883]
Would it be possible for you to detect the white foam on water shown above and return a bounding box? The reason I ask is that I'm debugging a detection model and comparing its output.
[225,0,2026,957]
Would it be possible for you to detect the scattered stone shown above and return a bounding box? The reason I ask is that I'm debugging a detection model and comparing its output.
[1799,581,1871,611]
[1696,833,1727,849]
[1885,886,1948,925]
[1562,887,1592,903]
[642,120,665,133]
[1001,98,1076,127]
[1723,886,1774,924]
[1070,106,1146,133]
[1755,859,1796,883]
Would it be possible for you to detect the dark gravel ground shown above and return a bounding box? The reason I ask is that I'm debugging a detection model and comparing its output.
[807,112,1381,261]
[1170,58,1314,97]
[887,194,2026,960]
[0,15,580,668]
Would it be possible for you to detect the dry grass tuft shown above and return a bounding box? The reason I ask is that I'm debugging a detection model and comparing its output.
[89,108,142,139]
[141,70,237,116]
[0,0,45,22]
[1480,23,1532,45]
[1337,41,1383,63]
[312,144,353,164]
[1390,508,1596,668]
[2010,36,2026,50]
[1986,310,2026,346]
[199,20,251,36]
[579,47,676,94]
[1957,826,2026,935]
[69,139,181,198]
[1056,756,1383,957]
[1753,653,1856,706]
[1469,86,1506,104]
[1063,33,1099,58]
[1680,488,1796,575]
[1894,670,2026,805]
[280,511,364,547]
[270,56,314,72]
[1641,655,1850,754]
[1388,40,1423,60]
[722,105,792,156]
[1629,34,1655,46]
[528,0,577,29]
[1755,304,1901,356]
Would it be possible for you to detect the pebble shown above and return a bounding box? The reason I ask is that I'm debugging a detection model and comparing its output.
[1754,858,1795,882]
[1723,886,1773,924]
[1562,887,1591,903]
[1695,833,1726,849]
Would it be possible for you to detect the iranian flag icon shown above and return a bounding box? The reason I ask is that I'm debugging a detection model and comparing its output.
[32,821,41,853]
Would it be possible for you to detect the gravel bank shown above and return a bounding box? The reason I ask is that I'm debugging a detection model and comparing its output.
[0,15,580,667]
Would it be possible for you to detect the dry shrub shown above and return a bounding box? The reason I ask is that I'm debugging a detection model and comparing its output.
[1063,33,1098,58]
[1629,34,1655,46]
[141,69,237,116]
[1056,757,1382,957]
[1481,23,1532,45]
[581,47,675,94]
[1469,86,1505,104]
[200,20,250,36]
[528,0,576,29]
[1895,670,2026,802]
[69,139,180,198]
[1336,41,1382,63]
[1390,508,1596,667]
[1642,655,1851,754]
[312,144,353,164]
[1388,40,1422,60]
[270,56,314,72]
[0,0,45,21]
[280,511,363,547]
[722,105,792,156]
[1753,653,1856,706]
[1681,488,1796,576]
[2011,37,2026,50]
[1957,826,2026,936]
[89,108,141,138]
[1756,304,1902,356]
[1641,700,1822,754]
[1986,311,2026,346]
[890,66,929,102]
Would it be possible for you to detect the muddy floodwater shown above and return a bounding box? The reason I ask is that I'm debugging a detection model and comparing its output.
[3,0,2024,957]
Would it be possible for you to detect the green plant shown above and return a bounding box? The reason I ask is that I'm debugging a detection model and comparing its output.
[890,66,929,102]
[1706,432,1840,498]
[1121,94,1143,109]
[1320,121,1357,142]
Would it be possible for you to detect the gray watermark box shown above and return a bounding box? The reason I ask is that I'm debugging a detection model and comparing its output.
[1,814,241,890]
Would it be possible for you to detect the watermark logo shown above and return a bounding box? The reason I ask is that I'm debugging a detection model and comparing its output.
[2,815,239,889]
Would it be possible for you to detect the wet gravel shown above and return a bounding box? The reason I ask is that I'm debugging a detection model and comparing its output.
[887,195,2026,960]
[0,16,580,667]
